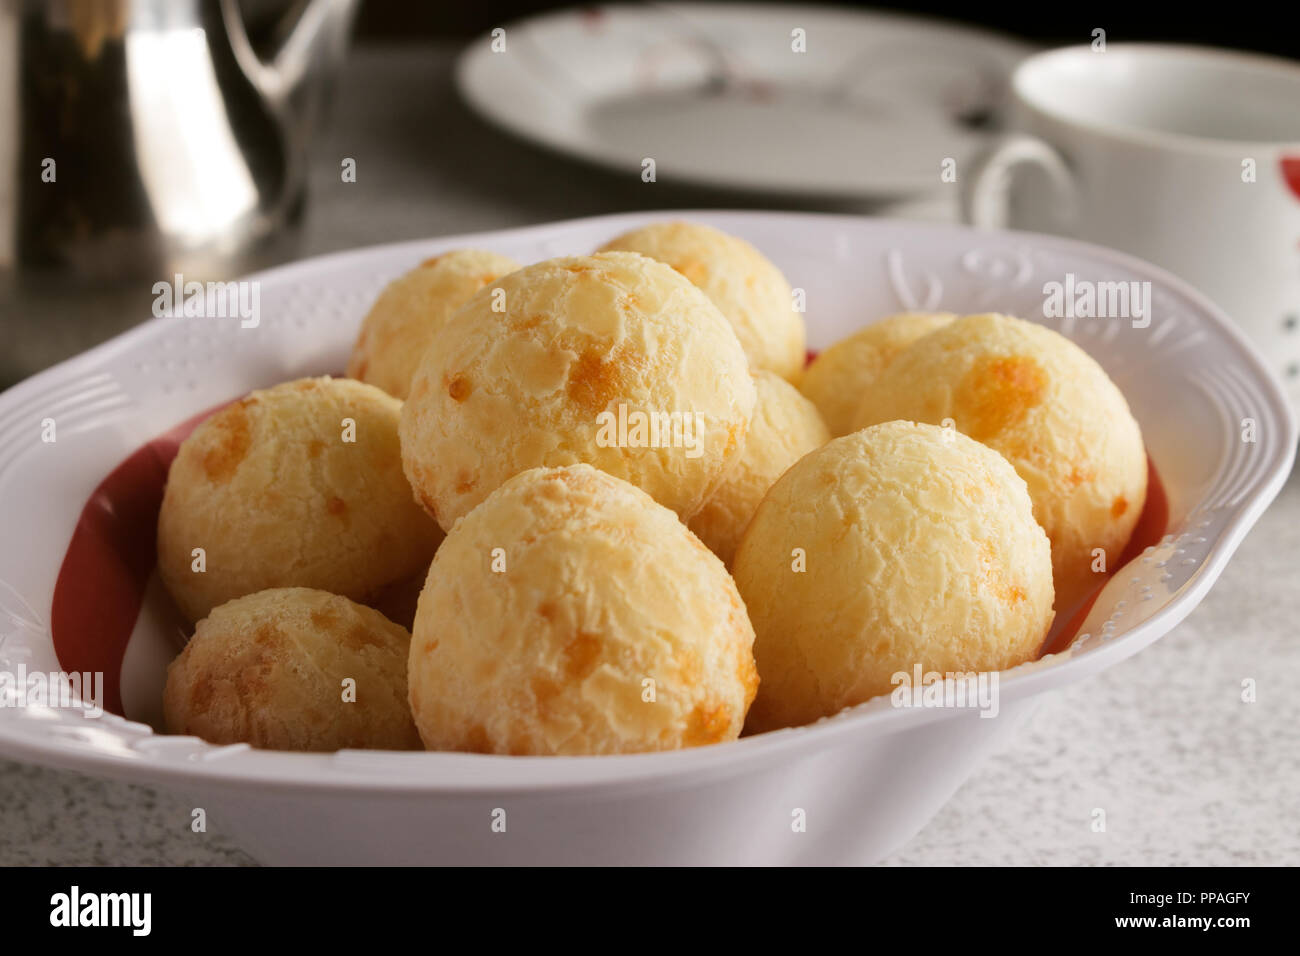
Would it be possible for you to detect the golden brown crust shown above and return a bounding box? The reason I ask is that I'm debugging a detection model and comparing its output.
[399,252,756,531]
[688,372,830,567]
[597,221,806,380]
[407,464,758,755]
[734,421,1055,733]
[798,312,955,436]
[853,313,1147,610]
[163,588,422,752]
[346,250,520,399]
[157,376,442,623]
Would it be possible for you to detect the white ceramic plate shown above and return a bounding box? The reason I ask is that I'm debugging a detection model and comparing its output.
[456,4,1030,198]
[0,211,1293,865]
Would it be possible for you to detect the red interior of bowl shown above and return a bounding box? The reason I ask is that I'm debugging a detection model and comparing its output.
[51,405,223,717]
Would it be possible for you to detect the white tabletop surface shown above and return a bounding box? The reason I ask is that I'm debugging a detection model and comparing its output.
[1,45,1296,866]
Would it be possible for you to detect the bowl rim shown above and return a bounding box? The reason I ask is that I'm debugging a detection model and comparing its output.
[1,209,1294,795]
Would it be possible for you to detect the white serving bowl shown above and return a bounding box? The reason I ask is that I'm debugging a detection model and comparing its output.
[0,211,1293,865]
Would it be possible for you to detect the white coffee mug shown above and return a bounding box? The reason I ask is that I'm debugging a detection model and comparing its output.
[962,44,1300,411]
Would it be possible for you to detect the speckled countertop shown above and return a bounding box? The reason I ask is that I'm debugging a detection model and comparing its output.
[1,45,1296,866]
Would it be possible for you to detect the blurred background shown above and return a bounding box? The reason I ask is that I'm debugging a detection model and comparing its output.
[0,1,1297,868]
[0,0,1294,390]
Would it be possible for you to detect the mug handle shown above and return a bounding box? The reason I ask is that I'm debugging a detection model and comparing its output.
[961,134,1079,231]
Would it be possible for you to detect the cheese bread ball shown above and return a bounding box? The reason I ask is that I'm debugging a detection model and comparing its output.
[734,421,1054,733]
[853,313,1147,611]
[408,464,759,755]
[688,372,830,566]
[799,312,956,436]
[597,221,806,380]
[400,252,755,530]
[347,249,520,400]
[157,377,442,623]
[163,588,421,752]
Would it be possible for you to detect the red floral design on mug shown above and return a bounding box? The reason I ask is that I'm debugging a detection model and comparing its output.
[1281,156,1300,202]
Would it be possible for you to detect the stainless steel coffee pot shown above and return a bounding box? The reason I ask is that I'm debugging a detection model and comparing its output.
[0,0,358,280]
